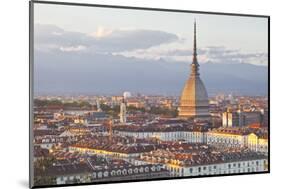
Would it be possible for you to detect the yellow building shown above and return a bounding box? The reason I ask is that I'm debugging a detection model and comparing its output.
[247,133,268,153]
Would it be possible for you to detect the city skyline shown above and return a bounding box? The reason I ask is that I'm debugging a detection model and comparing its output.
[31,2,269,188]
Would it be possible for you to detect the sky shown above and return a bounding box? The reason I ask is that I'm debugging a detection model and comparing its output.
[32,2,269,95]
[34,3,268,66]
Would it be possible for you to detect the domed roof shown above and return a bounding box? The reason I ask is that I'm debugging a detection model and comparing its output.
[180,74,209,107]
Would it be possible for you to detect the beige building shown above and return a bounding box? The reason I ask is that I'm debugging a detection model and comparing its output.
[178,21,209,119]
[117,130,205,143]
[139,149,268,177]
[206,128,268,154]
[166,158,268,177]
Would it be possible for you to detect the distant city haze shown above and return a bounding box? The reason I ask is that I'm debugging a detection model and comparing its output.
[33,4,268,96]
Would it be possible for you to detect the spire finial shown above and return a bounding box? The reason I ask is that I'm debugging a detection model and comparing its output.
[193,19,197,64]
[191,19,199,76]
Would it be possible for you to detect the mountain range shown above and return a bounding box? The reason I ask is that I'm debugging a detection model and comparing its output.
[34,51,268,96]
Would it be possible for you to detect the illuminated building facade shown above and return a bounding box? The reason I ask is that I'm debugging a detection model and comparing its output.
[222,109,245,127]
[120,98,127,124]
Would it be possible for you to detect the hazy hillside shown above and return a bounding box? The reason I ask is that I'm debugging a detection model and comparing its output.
[34,51,268,96]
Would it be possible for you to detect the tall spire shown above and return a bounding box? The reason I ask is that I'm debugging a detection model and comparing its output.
[191,19,199,76]
[178,20,210,120]
[193,19,197,64]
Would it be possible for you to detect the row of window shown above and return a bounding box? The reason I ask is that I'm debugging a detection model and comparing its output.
[190,161,263,173]
[168,160,265,175]
[120,132,203,138]
[207,138,241,144]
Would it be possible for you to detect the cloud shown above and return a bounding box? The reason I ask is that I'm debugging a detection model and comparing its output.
[59,45,87,52]
[202,46,268,65]
[34,24,267,66]
[34,24,179,53]
[114,44,268,66]
[89,26,113,38]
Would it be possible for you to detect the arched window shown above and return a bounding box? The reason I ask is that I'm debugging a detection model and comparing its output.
[122,169,127,175]
[98,172,103,178]
[92,172,96,178]
[145,167,149,172]
[117,170,121,176]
